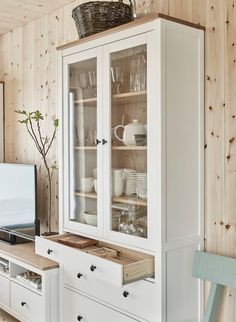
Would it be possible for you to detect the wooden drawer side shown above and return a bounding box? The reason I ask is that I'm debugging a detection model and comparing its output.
[123,259,155,285]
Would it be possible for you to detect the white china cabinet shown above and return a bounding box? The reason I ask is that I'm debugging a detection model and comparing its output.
[0,83,4,162]
[36,14,204,322]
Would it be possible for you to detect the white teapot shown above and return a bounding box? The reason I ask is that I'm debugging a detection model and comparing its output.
[114,119,146,146]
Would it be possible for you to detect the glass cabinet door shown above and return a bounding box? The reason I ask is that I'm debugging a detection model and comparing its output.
[63,49,102,236]
[103,36,153,248]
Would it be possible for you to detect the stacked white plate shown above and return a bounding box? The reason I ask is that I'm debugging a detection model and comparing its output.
[124,169,137,195]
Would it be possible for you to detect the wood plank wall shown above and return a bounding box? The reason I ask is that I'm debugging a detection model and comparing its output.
[0,0,235,320]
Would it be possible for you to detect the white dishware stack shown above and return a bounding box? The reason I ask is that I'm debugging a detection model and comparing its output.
[112,169,125,197]
[124,168,137,196]
[80,177,94,193]
[136,172,147,200]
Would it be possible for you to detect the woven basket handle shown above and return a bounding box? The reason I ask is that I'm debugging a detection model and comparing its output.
[129,0,137,18]
[118,0,136,18]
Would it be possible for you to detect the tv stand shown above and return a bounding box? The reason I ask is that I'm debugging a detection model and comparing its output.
[0,242,59,322]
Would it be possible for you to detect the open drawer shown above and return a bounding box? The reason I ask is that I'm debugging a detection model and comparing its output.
[35,234,154,287]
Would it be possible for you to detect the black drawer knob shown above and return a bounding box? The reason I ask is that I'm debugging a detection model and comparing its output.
[77,316,83,321]
[77,273,83,279]
[47,249,53,255]
[21,302,26,307]
[123,291,129,298]
[96,139,101,145]
[90,265,96,272]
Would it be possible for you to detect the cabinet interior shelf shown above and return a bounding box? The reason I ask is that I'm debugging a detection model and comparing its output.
[75,146,147,151]
[74,90,147,107]
[75,191,147,206]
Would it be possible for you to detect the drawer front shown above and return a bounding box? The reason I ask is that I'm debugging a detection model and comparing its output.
[36,236,123,286]
[0,274,10,307]
[64,287,141,322]
[63,264,156,321]
[11,282,42,322]
[36,236,154,287]
[35,236,61,262]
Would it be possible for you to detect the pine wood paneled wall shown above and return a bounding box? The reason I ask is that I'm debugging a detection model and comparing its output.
[0,1,235,320]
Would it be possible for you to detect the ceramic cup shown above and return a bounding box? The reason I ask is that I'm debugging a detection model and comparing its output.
[112,179,124,197]
[80,177,94,193]
[137,184,147,200]
[112,169,125,181]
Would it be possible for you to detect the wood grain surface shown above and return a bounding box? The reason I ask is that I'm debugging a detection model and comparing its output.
[0,0,235,320]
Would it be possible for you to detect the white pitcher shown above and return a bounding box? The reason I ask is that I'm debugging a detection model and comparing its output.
[114,119,146,146]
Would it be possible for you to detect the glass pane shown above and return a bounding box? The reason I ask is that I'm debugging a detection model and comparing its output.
[69,58,98,227]
[110,45,148,238]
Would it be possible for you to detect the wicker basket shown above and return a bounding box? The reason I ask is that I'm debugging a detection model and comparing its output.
[72,0,134,39]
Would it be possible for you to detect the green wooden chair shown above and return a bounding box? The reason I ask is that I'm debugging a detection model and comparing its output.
[193,251,236,322]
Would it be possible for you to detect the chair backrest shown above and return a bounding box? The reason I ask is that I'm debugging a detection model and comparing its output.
[193,250,236,288]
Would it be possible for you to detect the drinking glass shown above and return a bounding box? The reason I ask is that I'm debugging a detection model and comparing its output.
[111,66,125,94]
[86,130,97,146]
[130,55,146,92]
[88,70,97,97]
[78,72,89,98]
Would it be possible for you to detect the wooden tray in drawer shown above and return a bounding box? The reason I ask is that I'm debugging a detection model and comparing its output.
[35,234,155,287]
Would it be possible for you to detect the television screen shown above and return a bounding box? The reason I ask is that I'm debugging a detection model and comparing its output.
[0,163,39,243]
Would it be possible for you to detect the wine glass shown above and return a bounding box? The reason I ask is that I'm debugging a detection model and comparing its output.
[111,66,125,94]
[88,71,97,97]
[78,72,89,99]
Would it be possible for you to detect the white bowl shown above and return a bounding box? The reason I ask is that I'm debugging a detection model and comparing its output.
[84,212,97,226]
[94,179,97,193]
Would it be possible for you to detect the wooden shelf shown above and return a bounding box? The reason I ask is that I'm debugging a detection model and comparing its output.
[75,191,147,206]
[74,91,147,107]
[75,146,97,150]
[74,97,97,107]
[75,146,147,151]
[75,192,97,199]
[112,90,147,105]
[112,146,147,151]
[112,196,147,207]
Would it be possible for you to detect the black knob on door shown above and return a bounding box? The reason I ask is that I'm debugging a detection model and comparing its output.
[77,316,83,321]
[96,139,101,145]
[47,249,53,255]
[90,265,96,272]
[21,302,26,307]
[102,139,108,145]
[77,273,83,279]
[123,291,129,298]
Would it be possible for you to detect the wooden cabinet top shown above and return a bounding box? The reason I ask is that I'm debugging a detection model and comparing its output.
[0,241,59,271]
[57,13,205,51]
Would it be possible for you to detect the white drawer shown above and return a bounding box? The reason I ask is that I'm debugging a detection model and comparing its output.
[36,235,154,287]
[64,287,141,322]
[0,274,10,307]
[63,263,156,321]
[11,282,42,322]
[35,236,62,262]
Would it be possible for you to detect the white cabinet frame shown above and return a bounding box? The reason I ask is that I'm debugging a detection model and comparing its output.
[0,83,4,162]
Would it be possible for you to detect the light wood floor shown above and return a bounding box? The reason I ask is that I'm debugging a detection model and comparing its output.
[0,310,19,322]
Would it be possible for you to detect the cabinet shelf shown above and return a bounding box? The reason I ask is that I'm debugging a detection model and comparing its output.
[75,146,97,150]
[112,90,147,105]
[74,97,97,107]
[112,146,147,151]
[74,91,147,107]
[11,278,42,296]
[75,191,147,206]
[74,146,147,151]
